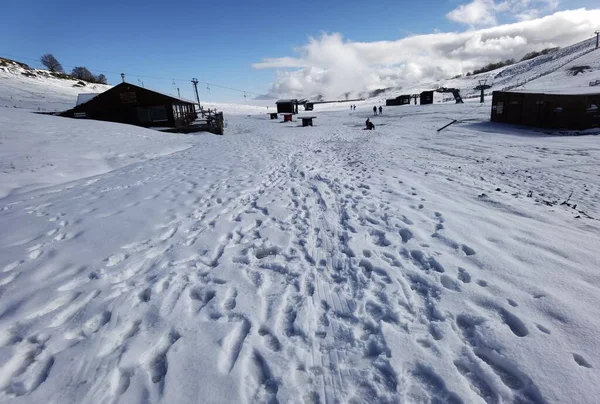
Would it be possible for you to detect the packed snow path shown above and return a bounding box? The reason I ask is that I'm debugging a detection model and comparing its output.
[1,106,599,404]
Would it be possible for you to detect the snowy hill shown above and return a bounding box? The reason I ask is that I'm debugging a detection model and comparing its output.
[0,58,111,112]
[0,57,270,115]
[375,37,600,102]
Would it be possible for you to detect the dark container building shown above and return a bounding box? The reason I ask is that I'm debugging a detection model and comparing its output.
[386,95,411,106]
[420,91,434,105]
[276,99,299,114]
[491,91,600,130]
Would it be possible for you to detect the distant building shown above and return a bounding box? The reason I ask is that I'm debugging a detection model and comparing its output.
[420,91,434,105]
[276,99,299,114]
[386,95,411,106]
[491,90,600,130]
[61,82,197,128]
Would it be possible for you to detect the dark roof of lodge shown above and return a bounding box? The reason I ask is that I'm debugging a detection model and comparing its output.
[76,82,197,108]
[495,88,600,96]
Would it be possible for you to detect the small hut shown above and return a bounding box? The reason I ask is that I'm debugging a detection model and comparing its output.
[420,91,434,105]
[276,99,299,114]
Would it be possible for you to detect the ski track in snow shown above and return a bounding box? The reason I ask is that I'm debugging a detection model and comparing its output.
[0,104,600,404]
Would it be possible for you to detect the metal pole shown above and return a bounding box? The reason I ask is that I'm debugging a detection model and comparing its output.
[191,78,200,110]
[177,88,181,98]
[596,31,600,49]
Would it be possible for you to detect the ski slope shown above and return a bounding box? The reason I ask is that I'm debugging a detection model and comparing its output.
[379,37,600,102]
[1,98,600,403]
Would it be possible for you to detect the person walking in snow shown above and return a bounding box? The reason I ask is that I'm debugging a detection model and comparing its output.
[378,106,382,115]
[373,106,377,115]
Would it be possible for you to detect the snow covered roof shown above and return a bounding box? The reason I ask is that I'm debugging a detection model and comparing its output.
[504,87,600,96]
[119,82,197,104]
[76,93,100,106]
[275,99,298,103]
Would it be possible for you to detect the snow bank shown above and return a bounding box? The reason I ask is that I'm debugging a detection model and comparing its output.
[0,109,196,198]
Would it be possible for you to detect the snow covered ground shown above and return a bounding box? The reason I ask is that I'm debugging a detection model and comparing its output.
[0,109,196,199]
[0,99,599,403]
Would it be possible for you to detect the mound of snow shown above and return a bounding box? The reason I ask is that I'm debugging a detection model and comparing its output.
[0,109,196,198]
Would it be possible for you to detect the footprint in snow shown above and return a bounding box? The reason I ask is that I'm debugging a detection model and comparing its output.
[159,227,178,241]
[461,245,476,256]
[572,353,593,368]
[457,268,471,283]
[536,324,551,334]
[28,248,43,260]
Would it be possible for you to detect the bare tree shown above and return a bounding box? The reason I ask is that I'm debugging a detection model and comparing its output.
[344,91,351,100]
[40,54,63,73]
[95,74,107,84]
[71,66,95,82]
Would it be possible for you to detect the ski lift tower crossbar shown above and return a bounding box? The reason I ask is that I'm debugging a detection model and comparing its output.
[191,78,201,110]
[475,79,492,103]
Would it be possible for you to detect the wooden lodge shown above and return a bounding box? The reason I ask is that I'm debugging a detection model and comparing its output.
[60,82,198,128]
[491,90,600,130]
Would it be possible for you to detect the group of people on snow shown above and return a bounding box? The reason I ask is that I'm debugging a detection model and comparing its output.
[348,104,381,130]
[364,106,382,130]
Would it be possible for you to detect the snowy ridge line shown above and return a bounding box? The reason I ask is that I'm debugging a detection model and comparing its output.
[500,46,598,91]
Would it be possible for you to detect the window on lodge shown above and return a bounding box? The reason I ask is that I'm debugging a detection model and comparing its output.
[137,106,168,123]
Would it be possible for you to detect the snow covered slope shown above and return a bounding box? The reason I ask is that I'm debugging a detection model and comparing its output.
[519,46,600,93]
[0,102,599,403]
[0,58,111,112]
[0,57,271,116]
[379,37,600,102]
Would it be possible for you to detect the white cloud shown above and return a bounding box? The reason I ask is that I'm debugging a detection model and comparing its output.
[253,9,600,99]
[446,0,560,26]
[447,0,497,26]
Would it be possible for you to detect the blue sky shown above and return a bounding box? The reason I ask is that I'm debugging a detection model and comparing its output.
[1,0,597,101]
